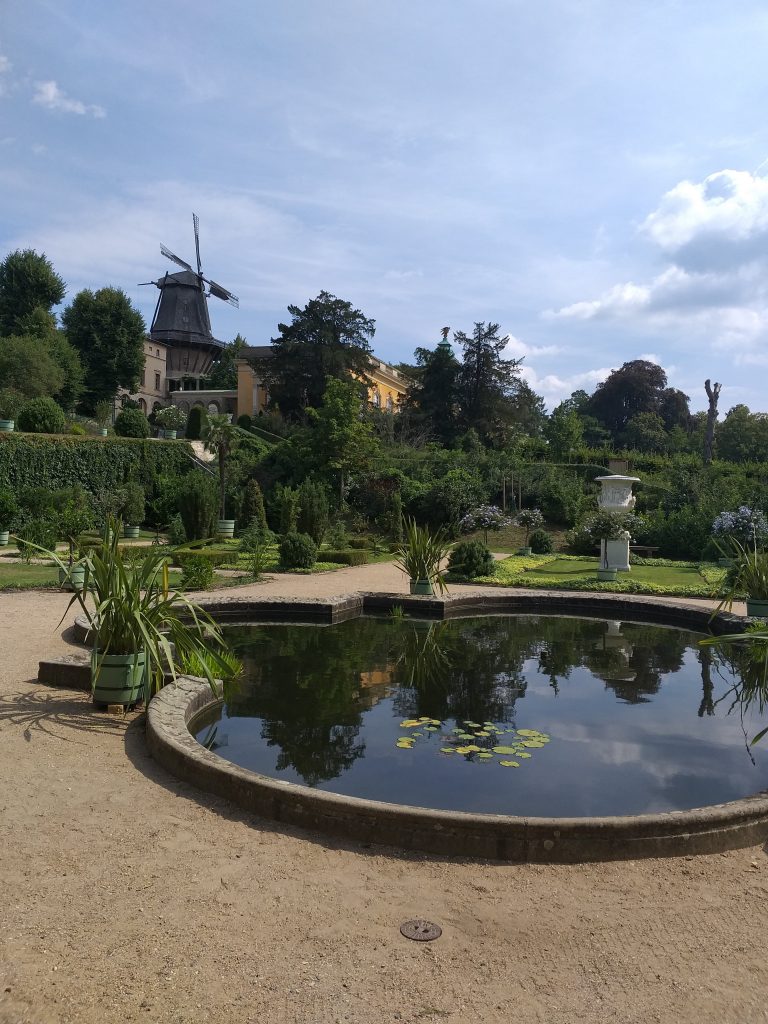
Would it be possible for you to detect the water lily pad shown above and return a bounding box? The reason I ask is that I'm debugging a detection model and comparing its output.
[418,717,431,722]
[465,744,482,753]
[516,751,532,759]
[400,720,421,728]
[516,729,540,737]
[522,740,545,748]
[455,745,474,755]
[411,732,423,737]
[396,741,414,748]
[424,726,440,732]
[439,747,455,754]
[477,751,494,760]
[475,730,491,737]
[492,745,519,755]
[464,721,481,728]
[499,759,520,768]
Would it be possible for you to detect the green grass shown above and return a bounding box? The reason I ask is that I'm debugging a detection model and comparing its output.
[472,553,728,598]
[0,562,60,589]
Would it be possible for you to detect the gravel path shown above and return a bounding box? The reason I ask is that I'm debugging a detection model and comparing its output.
[0,567,762,1024]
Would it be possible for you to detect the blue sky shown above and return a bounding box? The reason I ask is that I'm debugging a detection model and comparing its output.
[3,0,768,411]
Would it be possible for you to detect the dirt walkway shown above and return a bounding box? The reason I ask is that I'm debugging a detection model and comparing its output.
[0,569,763,1024]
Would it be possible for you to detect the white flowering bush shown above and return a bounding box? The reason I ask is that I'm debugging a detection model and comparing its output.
[712,507,768,548]
[459,505,512,541]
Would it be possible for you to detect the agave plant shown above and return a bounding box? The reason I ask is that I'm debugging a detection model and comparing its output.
[394,518,451,595]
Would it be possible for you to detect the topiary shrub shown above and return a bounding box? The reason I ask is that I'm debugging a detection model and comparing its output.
[17,397,66,434]
[185,405,206,440]
[447,539,495,579]
[240,478,268,532]
[279,531,317,569]
[120,481,145,526]
[566,523,596,555]
[529,528,554,554]
[297,479,329,545]
[0,487,18,528]
[322,549,369,566]
[236,414,252,431]
[168,513,186,546]
[114,407,151,438]
[175,473,218,540]
[178,554,215,590]
[69,423,87,436]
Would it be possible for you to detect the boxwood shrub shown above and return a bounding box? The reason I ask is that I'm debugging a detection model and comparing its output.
[279,531,317,569]
[321,548,369,566]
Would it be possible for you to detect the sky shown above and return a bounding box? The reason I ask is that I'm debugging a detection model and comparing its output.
[2,0,768,412]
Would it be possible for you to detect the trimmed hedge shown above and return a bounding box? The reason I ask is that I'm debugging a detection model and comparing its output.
[174,548,231,568]
[321,548,370,566]
[0,434,196,495]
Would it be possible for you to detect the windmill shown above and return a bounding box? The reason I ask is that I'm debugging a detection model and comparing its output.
[139,214,239,380]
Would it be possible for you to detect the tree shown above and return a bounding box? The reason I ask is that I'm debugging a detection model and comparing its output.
[306,377,379,504]
[622,411,669,454]
[0,249,66,336]
[202,414,239,520]
[405,336,460,445]
[587,360,668,437]
[206,333,247,390]
[14,307,84,411]
[62,287,146,412]
[0,335,64,398]
[253,292,375,420]
[509,379,546,436]
[114,407,151,438]
[545,402,584,459]
[658,387,691,432]
[716,405,768,462]
[455,322,522,445]
[704,379,721,465]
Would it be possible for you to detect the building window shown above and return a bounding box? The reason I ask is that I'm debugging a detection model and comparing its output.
[207,401,220,414]
[386,394,394,412]
[141,369,146,387]
[372,391,381,408]
[154,372,161,391]
[138,399,147,413]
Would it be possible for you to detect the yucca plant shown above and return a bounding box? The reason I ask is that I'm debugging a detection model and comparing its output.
[394,518,451,595]
[25,518,239,705]
[713,536,768,611]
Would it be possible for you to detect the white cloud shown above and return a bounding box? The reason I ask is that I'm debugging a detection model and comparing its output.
[32,80,105,118]
[0,54,12,98]
[519,364,612,410]
[503,333,562,359]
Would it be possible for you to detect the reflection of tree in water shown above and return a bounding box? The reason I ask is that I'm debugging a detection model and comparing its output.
[598,623,689,704]
[223,620,394,786]
[698,647,715,717]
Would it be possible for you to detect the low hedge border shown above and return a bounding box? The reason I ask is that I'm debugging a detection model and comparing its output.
[321,549,370,566]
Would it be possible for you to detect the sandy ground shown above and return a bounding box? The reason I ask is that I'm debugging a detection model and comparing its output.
[0,566,765,1024]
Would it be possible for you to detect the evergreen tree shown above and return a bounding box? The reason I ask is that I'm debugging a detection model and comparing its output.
[206,333,247,390]
[455,322,522,445]
[545,402,584,459]
[405,333,460,445]
[62,287,146,412]
[14,307,84,411]
[253,292,375,420]
[0,249,66,336]
[306,377,379,504]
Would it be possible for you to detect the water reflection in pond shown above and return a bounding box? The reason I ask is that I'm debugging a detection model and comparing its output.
[194,615,768,817]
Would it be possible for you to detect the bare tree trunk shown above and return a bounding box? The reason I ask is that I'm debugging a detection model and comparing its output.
[704,379,721,465]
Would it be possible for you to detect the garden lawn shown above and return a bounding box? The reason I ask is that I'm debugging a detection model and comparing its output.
[473,554,727,598]
[0,562,59,589]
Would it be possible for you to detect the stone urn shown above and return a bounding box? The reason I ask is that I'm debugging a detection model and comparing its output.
[594,475,640,572]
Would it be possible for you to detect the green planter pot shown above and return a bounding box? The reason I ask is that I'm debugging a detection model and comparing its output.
[58,565,87,592]
[518,546,532,556]
[746,598,768,618]
[718,557,734,568]
[409,579,434,596]
[217,519,235,539]
[91,650,146,707]
[0,530,8,546]
[99,427,108,436]
[164,429,177,440]
[0,420,14,432]
[123,525,141,539]
[597,568,618,582]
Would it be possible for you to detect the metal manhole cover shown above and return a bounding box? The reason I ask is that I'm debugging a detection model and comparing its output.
[400,919,442,942]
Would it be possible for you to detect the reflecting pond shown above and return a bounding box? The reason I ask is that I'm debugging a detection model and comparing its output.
[193,615,768,817]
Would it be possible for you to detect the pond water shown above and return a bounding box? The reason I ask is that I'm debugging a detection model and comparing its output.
[193,615,768,817]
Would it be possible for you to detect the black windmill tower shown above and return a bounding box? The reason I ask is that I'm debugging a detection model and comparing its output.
[140,214,239,389]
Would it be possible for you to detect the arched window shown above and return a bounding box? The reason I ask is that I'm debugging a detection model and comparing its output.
[178,401,190,413]
[138,398,147,413]
[207,401,220,415]
[152,401,162,413]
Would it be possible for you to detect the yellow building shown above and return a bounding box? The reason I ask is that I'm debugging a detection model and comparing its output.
[234,347,408,419]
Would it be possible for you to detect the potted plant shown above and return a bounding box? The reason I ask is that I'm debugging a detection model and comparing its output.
[515,508,544,556]
[714,538,768,618]
[712,507,768,569]
[203,414,238,538]
[394,518,451,596]
[94,399,112,437]
[0,388,22,433]
[33,519,239,706]
[155,404,186,440]
[586,509,642,582]
[459,504,512,546]
[0,487,17,546]
[120,481,145,539]
[57,497,94,591]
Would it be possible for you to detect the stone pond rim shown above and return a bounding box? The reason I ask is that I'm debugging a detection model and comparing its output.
[141,590,768,863]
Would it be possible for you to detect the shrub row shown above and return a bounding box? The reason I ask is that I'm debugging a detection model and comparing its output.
[0,434,195,495]
[321,548,370,566]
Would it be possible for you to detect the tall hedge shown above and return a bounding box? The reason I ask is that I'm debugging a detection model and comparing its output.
[0,434,196,495]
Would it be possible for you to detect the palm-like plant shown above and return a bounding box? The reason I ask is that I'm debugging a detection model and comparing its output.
[202,414,238,520]
[394,518,451,594]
